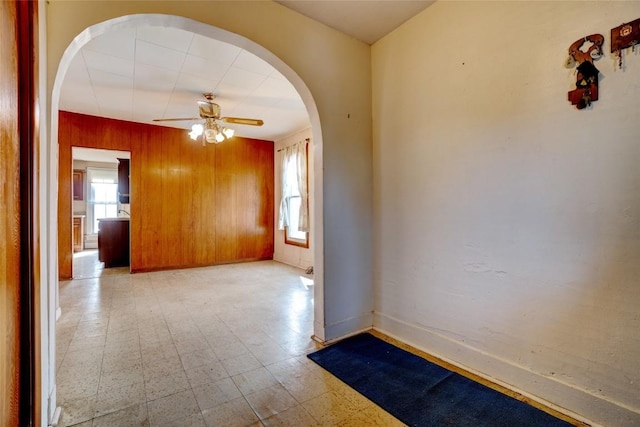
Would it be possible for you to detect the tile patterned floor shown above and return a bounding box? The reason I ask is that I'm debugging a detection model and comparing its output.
[58,255,405,426]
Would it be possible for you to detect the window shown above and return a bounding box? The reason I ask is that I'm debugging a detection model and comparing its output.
[279,141,309,248]
[285,183,307,246]
[86,168,118,234]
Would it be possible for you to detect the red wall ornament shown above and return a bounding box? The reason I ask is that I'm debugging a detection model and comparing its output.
[565,34,604,110]
[611,17,640,69]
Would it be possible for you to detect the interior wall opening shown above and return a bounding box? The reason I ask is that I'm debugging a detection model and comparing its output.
[50,12,325,360]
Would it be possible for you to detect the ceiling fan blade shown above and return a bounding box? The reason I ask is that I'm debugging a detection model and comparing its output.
[221,117,264,126]
[153,117,200,122]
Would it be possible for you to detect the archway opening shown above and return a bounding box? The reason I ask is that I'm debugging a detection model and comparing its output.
[49,14,326,352]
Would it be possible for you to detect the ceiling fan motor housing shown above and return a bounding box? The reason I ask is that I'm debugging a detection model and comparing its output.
[198,100,221,119]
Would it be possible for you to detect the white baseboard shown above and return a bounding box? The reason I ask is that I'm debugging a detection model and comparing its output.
[323,312,373,342]
[47,384,60,426]
[374,312,640,427]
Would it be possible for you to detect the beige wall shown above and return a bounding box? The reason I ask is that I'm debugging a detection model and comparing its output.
[274,128,314,270]
[372,2,640,425]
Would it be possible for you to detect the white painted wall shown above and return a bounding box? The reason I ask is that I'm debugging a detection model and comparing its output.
[372,2,640,425]
[274,128,314,270]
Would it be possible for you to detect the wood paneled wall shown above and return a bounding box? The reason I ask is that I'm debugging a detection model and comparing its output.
[58,111,274,277]
[0,1,22,424]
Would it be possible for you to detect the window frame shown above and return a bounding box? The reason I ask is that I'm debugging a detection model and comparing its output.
[85,167,119,235]
[284,143,309,248]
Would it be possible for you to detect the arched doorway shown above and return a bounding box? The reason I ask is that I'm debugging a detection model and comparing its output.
[50,13,325,337]
[48,14,327,423]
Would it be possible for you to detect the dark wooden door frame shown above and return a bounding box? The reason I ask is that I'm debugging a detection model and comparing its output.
[17,0,39,425]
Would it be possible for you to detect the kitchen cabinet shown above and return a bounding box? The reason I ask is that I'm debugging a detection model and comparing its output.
[73,215,84,252]
[98,218,130,268]
[117,158,130,203]
[73,169,84,200]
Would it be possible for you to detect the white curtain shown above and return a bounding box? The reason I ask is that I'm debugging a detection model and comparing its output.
[278,145,295,230]
[295,141,309,232]
[277,141,309,231]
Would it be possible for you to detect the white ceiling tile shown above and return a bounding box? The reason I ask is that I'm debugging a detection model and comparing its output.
[136,26,194,53]
[88,68,134,90]
[63,56,92,84]
[83,50,134,78]
[168,90,202,107]
[219,67,267,92]
[62,103,102,118]
[99,108,134,122]
[181,54,228,82]
[231,104,267,120]
[84,29,136,60]
[163,92,202,120]
[94,87,133,114]
[134,63,179,91]
[59,83,98,112]
[188,34,241,65]
[173,73,220,96]
[213,82,253,101]
[135,40,186,72]
[132,91,171,120]
[212,97,240,114]
[274,97,307,112]
[59,25,311,141]
[232,50,274,76]
[260,76,299,99]
[240,94,278,110]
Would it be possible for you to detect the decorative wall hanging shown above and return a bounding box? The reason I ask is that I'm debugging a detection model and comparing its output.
[611,17,640,69]
[566,34,604,110]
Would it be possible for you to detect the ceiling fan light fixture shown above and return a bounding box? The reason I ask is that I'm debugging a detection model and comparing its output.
[204,128,217,143]
[189,123,204,140]
[222,127,235,139]
[158,93,260,146]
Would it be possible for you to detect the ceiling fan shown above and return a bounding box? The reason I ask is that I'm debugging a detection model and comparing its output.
[153,93,264,144]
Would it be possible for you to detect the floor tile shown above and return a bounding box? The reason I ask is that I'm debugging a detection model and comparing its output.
[179,347,219,371]
[301,390,364,426]
[201,397,260,427]
[192,377,242,411]
[220,352,262,376]
[58,257,326,427]
[144,369,191,401]
[57,395,97,426]
[147,389,201,426]
[185,361,229,388]
[243,384,298,420]
[261,404,319,426]
[95,380,146,417]
[232,366,280,396]
[92,402,149,427]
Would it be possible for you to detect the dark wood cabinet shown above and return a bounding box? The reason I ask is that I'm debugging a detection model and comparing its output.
[72,215,84,252]
[117,158,130,203]
[72,169,84,200]
[98,218,130,268]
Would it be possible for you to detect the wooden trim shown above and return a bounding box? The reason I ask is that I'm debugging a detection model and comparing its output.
[0,1,22,424]
[17,0,38,425]
[130,256,273,274]
[284,227,309,248]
